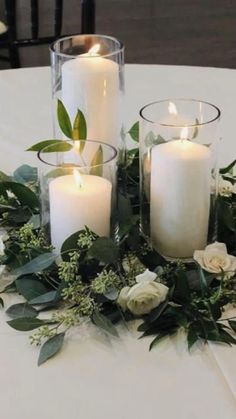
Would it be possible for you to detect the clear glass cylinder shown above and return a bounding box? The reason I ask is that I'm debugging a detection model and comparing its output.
[139,99,221,260]
[50,34,125,158]
[38,140,117,255]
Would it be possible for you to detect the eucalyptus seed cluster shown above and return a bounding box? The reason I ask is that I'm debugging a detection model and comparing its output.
[222,275,236,305]
[77,228,97,249]
[58,251,80,283]
[58,248,94,316]
[61,281,86,302]
[29,325,56,346]
[51,308,80,327]
[91,269,122,294]
[15,224,51,251]
[122,252,145,286]
[61,283,94,316]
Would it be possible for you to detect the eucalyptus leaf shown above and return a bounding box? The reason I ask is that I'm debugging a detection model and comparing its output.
[6,303,38,319]
[228,320,236,333]
[186,269,214,291]
[16,277,48,301]
[0,182,39,209]
[104,287,119,301]
[128,121,139,142]
[187,327,198,350]
[28,214,41,229]
[72,109,87,145]
[220,160,236,175]
[155,134,166,145]
[30,290,58,305]
[218,329,236,345]
[222,175,236,185]
[27,140,72,153]
[90,145,103,176]
[173,269,191,303]
[145,300,169,324]
[144,131,156,147]
[92,309,118,337]
[7,317,51,331]
[218,197,236,232]
[13,165,37,184]
[205,328,236,345]
[13,253,56,276]
[149,332,170,351]
[89,237,119,264]
[0,297,4,307]
[38,333,65,366]
[57,100,72,138]
[0,281,17,294]
[61,230,86,261]
[197,265,208,295]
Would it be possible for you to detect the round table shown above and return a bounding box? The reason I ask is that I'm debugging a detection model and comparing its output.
[0,64,236,419]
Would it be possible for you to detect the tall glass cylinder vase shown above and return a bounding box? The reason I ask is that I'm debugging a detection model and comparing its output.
[38,140,117,255]
[139,99,221,260]
[50,34,125,160]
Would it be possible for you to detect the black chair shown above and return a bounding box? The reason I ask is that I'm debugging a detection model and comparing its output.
[0,0,96,68]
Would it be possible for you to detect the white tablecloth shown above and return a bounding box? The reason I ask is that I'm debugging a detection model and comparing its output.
[0,64,236,419]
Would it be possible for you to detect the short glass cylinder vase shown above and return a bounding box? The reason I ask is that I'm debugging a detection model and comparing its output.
[50,34,125,157]
[139,99,221,261]
[38,140,117,255]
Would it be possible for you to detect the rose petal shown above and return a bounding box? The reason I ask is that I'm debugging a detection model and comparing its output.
[205,242,228,255]
[136,269,157,284]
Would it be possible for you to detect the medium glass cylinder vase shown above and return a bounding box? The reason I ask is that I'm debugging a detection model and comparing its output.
[139,99,221,260]
[50,34,125,158]
[38,140,117,255]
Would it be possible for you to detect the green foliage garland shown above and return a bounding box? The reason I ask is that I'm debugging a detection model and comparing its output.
[0,102,235,365]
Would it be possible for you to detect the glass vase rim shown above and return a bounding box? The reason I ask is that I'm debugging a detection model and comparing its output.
[139,98,221,127]
[50,34,124,59]
[37,139,118,169]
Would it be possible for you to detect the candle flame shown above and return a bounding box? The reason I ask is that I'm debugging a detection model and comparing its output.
[73,169,83,188]
[88,43,100,56]
[168,101,177,115]
[180,127,189,140]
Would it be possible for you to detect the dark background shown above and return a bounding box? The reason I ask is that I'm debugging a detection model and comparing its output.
[0,0,236,68]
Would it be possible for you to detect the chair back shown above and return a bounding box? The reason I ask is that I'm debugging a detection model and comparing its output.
[2,0,96,67]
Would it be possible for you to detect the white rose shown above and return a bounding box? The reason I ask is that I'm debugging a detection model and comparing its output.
[127,281,169,315]
[117,286,130,312]
[194,242,236,279]
[117,269,169,316]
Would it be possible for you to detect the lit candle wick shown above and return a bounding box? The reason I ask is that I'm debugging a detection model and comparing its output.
[180,126,189,142]
[73,141,81,153]
[73,169,83,188]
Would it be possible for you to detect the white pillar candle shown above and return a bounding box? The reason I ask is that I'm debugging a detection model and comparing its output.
[150,137,211,258]
[61,45,120,147]
[49,172,112,254]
